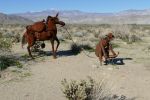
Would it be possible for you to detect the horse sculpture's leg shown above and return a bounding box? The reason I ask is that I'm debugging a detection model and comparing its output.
[55,37,60,53]
[27,46,34,59]
[27,36,35,59]
[50,39,56,59]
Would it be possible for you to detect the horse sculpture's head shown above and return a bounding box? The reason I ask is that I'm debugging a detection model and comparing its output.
[46,13,65,27]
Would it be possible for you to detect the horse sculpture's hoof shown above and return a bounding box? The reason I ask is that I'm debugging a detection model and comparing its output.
[31,57,35,59]
[53,56,57,59]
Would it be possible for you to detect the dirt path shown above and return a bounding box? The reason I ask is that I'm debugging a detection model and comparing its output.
[0,39,150,100]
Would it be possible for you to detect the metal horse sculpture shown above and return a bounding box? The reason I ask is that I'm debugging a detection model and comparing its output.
[22,13,65,59]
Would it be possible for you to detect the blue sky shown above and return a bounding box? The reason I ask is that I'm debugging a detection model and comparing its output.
[0,0,150,14]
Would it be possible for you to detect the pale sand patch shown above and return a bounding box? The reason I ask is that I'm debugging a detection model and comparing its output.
[0,38,150,100]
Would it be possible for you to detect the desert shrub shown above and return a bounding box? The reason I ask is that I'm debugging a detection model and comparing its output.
[93,32,100,38]
[0,35,23,70]
[73,32,86,37]
[0,24,24,43]
[2,32,21,43]
[118,34,141,44]
[0,56,23,70]
[61,77,130,100]
[0,37,12,68]
[128,34,141,43]
[61,77,95,100]
[12,32,21,42]
[70,43,82,55]
[144,45,150,54]
[0,37,12,54]
[80,44,94,52]
[111,24,141,43]
[61,77,114,100]
[148,46,150,51]
[70,43,94,55]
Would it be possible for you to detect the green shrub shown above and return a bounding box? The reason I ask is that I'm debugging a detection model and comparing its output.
[0,56,23,70]
[70,43,94,55]
[0,38,12,52]
[70,43,82,55]
[80,44,94,52]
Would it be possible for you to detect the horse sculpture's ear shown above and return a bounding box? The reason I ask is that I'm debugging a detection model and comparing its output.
[56,12,59,17]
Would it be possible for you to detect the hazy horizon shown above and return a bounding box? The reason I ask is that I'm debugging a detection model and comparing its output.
[6,8,150,14]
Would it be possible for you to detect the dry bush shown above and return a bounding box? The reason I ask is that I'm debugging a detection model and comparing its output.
[70,42,94,55]
[61,77,130,100]
[0,30,23,70]
[0,24,25,43]
[0,56,23,70]
[0,37,12,54]
[0,36,12,70]
[110,24,141,43]
[70,43,82,55]
[73,32,87,37]
[61,77,96,100]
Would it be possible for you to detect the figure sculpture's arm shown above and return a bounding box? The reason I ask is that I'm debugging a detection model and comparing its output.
[108,44,119,58]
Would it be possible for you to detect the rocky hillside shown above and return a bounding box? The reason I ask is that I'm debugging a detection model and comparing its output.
[0,13,33,25]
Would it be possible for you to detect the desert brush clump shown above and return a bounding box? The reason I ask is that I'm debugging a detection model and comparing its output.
[61,77,131,100]
[80,44,94,52]
[61,77,95,100]
[110,24,141,43]
[70,43,94,55]
[0,33,23,71]
[0,37,12,53]
[0,56,23,70]
[61,77,116,100]
[70,43,82,55]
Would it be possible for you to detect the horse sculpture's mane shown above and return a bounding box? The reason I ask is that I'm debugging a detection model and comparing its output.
[46,16,52,24]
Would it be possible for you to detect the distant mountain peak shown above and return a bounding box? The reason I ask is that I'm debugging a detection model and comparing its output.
[2,8,150,24]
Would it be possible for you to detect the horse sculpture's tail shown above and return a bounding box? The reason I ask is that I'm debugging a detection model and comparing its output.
[21,32,27,48]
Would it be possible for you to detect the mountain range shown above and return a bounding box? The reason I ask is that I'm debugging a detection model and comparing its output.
[0,13,33,25]
[1,9,150,24]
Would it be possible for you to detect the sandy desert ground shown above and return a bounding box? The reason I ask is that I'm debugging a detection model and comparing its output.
[0,35,150,100]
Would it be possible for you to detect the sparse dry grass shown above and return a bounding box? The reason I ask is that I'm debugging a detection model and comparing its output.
[1,24,149,45]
